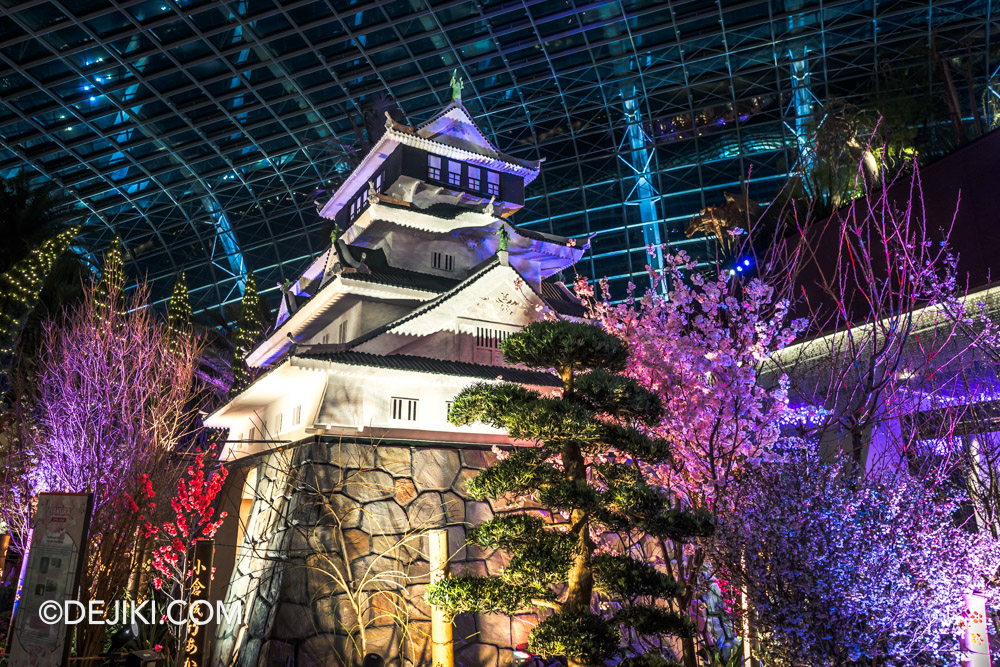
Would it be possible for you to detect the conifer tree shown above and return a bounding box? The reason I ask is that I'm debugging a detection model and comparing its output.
[94,237,125,320]
[166,270,192,338]
[230,271,261,394]
[427,320,713,667]
[0,226,78,362]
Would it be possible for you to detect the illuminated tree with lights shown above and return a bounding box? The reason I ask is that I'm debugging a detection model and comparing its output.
[0,226,78,367]
[94,236,125,319]
[715,454,1000,667]
[230,271,262,394]
[167,270,192,335]
[7,242,203,658]
[426,320,712,667]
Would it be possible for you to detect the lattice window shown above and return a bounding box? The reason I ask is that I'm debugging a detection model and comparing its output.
[427,155,441,181]
[391,397,418,421]
[476,326,512,350]
[486,170,500,196]
[448,160,462,186]
[432,252,454,272]
[292,405,302,426]
[467,166,481,191]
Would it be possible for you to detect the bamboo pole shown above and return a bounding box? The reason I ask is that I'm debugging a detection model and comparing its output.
[428,529,453,667]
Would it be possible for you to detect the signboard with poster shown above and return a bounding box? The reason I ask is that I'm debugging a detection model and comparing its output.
[8,492,93,667]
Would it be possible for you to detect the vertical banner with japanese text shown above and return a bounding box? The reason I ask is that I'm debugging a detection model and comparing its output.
[8,493,93,667]
[182,538,214,667]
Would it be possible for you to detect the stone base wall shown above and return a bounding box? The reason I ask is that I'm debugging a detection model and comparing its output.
[213,439,533,667]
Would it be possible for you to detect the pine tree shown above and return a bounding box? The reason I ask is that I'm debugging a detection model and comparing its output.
[0,226,78,363]
[167,270,192,338]
[230,272,261,394]
[94,237,125,320]
[427,321,713,667]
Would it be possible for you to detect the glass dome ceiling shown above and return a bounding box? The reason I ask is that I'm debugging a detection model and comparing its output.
[0,0,995,315]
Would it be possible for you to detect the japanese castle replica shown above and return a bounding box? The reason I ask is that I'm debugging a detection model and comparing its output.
[205,81,586,667]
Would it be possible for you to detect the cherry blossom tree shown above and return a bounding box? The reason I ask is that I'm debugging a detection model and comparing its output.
[135,449,227,661]
[715,453,1000,667]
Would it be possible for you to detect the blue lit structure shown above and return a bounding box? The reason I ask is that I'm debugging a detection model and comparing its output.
[0,0,994,316]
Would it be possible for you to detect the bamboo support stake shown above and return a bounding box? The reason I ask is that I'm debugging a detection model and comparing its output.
[428,529,453,667]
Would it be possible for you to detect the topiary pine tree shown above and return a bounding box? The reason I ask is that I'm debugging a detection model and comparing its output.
[94,237,125,320]
[230,271,261,395]
[0,226,78,379]
[167,270,192,337]
[426,320,714,667]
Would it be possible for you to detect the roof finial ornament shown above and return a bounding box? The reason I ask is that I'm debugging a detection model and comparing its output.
[450,70,464,103]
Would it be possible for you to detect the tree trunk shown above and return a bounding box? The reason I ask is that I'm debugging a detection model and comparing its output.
[562,437,594,667]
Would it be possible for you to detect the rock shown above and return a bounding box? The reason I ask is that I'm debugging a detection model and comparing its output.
[407,492,446,529]
[394,478,418,506]
[454,613,478,642]
[342,528,370,560]
[379,446,412,476]
[343,470,395,502]
[412,449,462,491]
[511,613,539,645]
[365,626,401,663]
[485,552,507,577]
[330,442,377,468]
[406,583,431,619]
[272,602,314,639]
[457,642,500,667]
[314,593,358,633]
[466,501,493,526]
[329,494,362,529]
[477,612,513,646]
[461,448,498,470]
[297,633,351,665]
[447,525,468,560]
[453,468,479,497]
[362,500,408,535]
[303,463,346,493]
[454,560,487,577]
[442,491,465,523]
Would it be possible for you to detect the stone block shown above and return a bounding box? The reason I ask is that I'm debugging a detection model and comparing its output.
[442,491,465,523]
[314,593,358,633]
[454,560,487,578]
[407,492,446,529]
[461,448,498,470]
[453,468,479,497]
[297,634,351,665]
[404,583,431,621]
[330,442,377,468]
[477,612,513,647]
[365,626,401,663]
[342,528,371,560]
[257,640,295,667]
[303,462,346,493]
[329,494,362,529]
[511,613,539,645]
[457,642,500,667]
[412,449,461,491]
[272,602,314,639]
[362,499,408,535]
[476,614,513,646]
[379,446,412,476]
[394,478,418,506]
[447,525,468,561]
[466,501,493,526]
[343,470,394,502]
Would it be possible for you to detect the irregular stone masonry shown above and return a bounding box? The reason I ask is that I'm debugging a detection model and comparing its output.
[212,440,536,667]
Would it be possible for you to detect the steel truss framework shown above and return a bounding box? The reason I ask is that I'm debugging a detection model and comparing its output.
[0,0,996,314]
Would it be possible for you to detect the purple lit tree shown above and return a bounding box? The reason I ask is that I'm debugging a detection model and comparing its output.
[2,241,203,657]
[715,453,1000,667]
